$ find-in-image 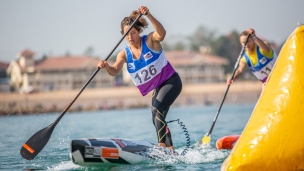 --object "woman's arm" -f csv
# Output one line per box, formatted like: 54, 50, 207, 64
246, 28, 270, 52
147, 13, 166, 42
227, 61, 247, 85
138, 6, 166, 51
97, 50, 126, 76
253, 36, 270, 52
